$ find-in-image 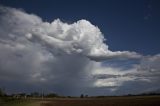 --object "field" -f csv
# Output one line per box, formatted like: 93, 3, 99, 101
1, 96, 160, 106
